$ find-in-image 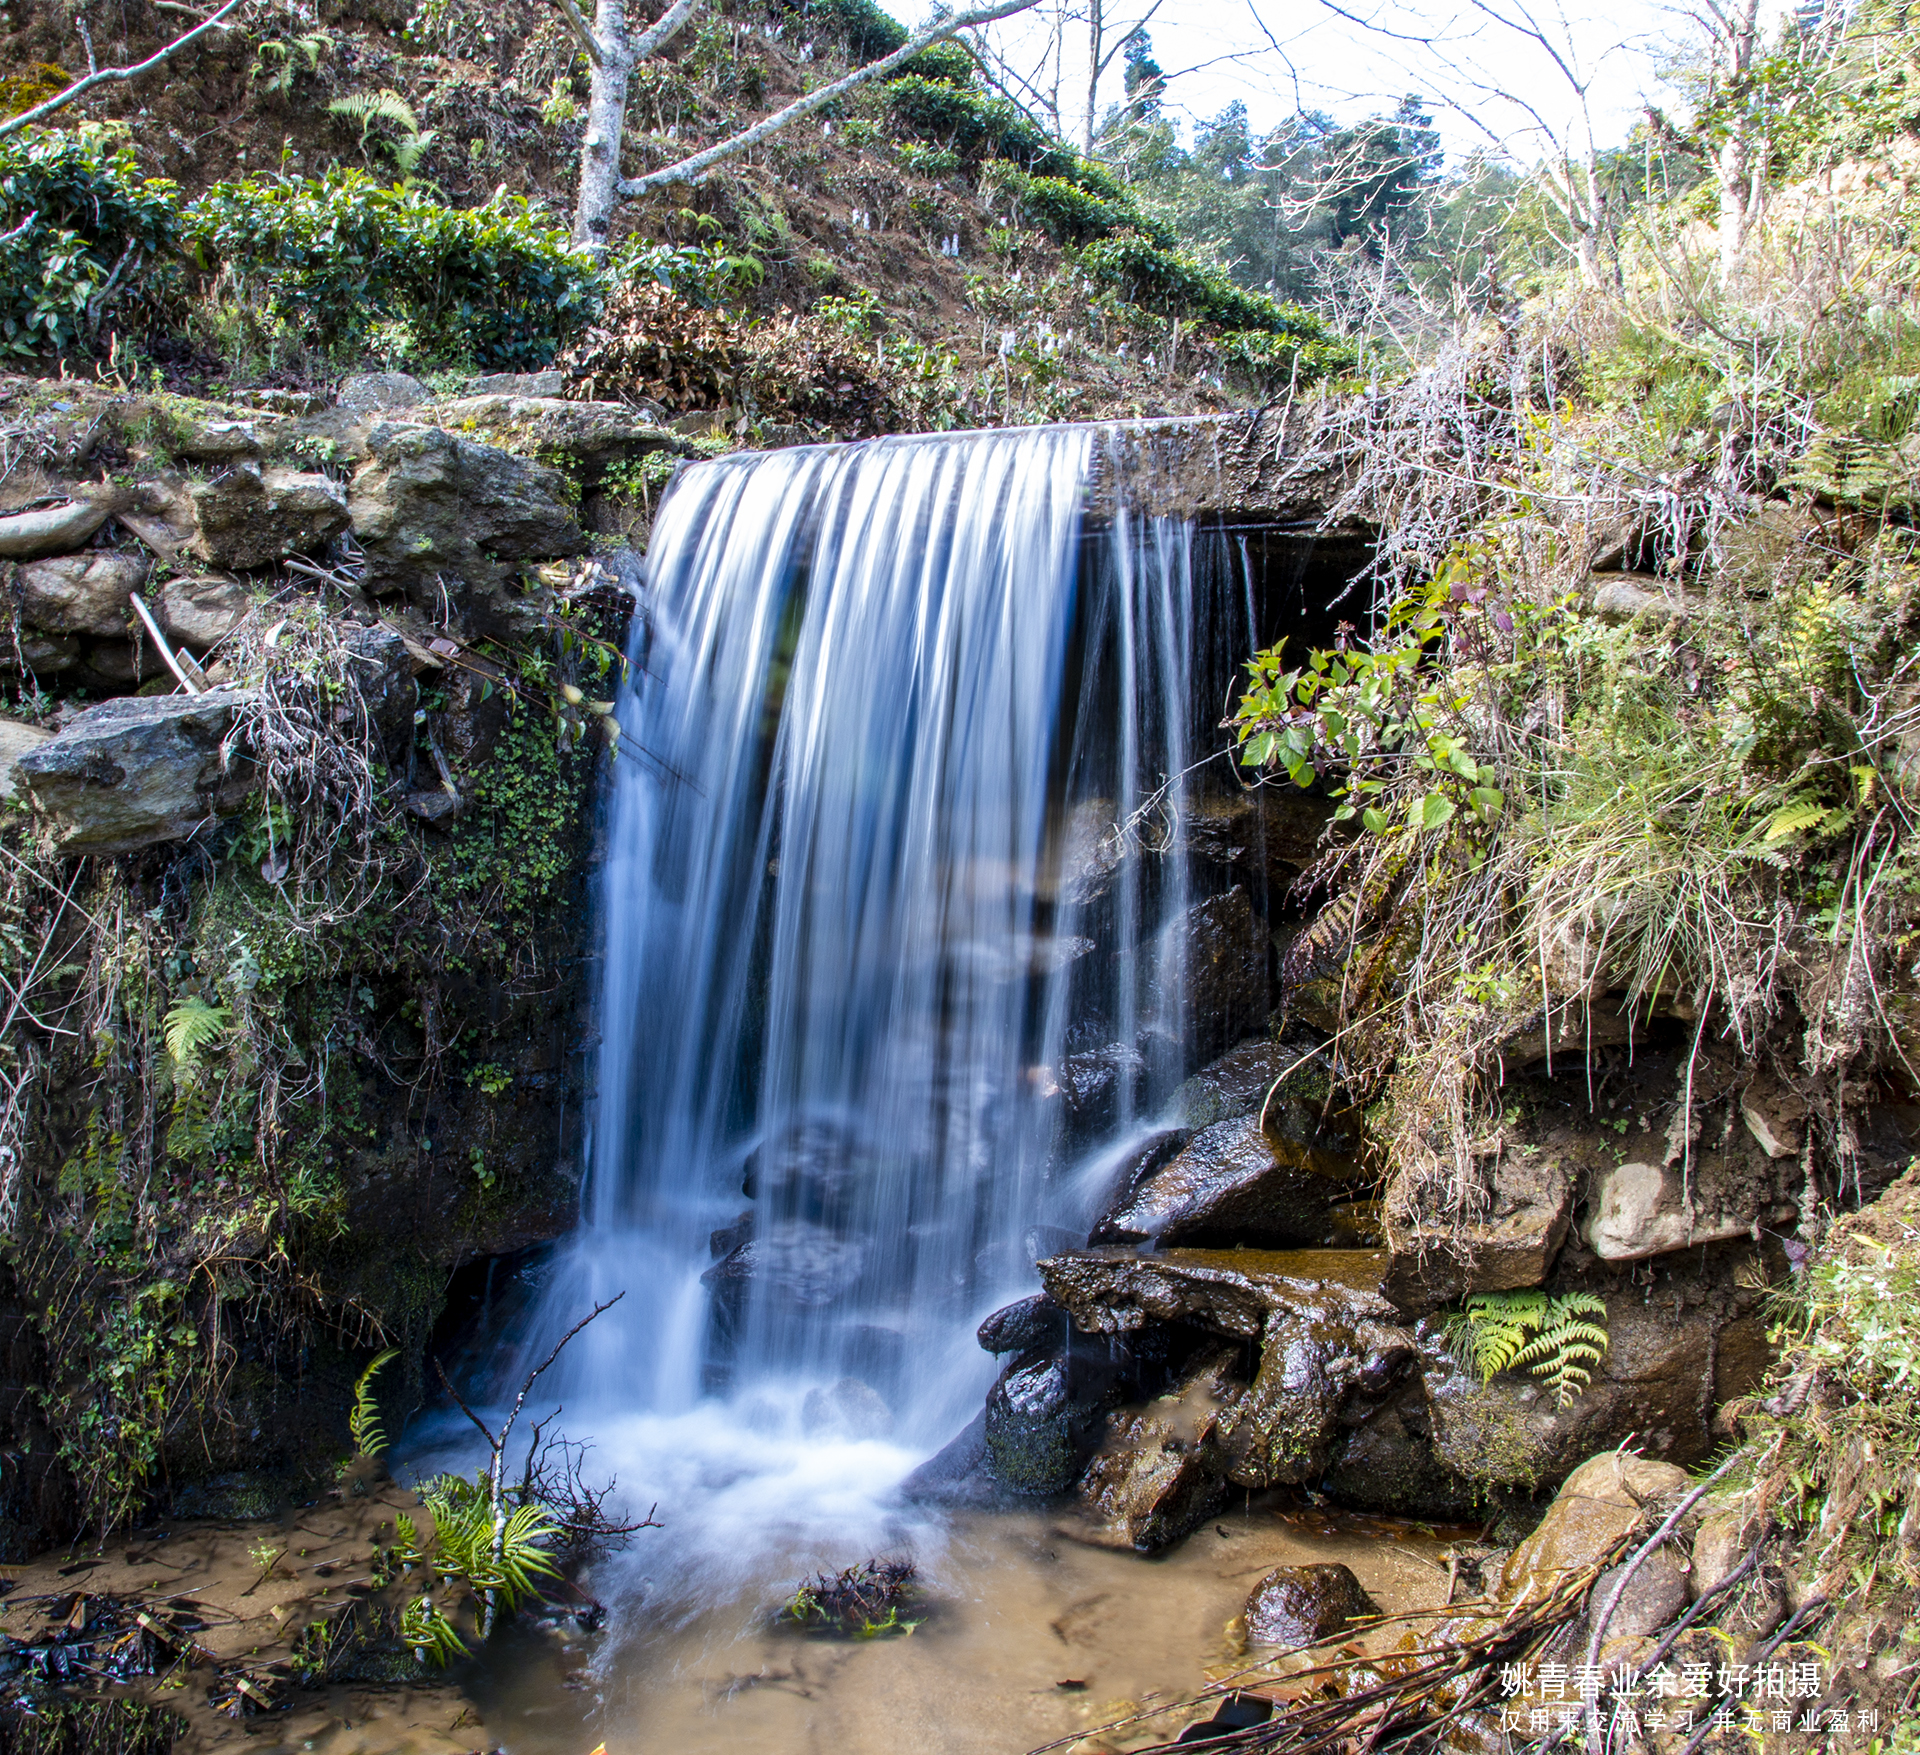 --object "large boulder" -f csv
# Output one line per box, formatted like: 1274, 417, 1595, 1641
337, 372, 429, 414
340, 624, 416, 766
1243, 1563, 1376, 1648
12, 551, 146, 636
1091, 1116, 1351, 1249
4, 628, 79, 675
348, 426, 585, 628
15, 692, 256, 854
1496, 1451, 1690, 1607
188, 464, 349, 571
1041, 1247, 1415, 1493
